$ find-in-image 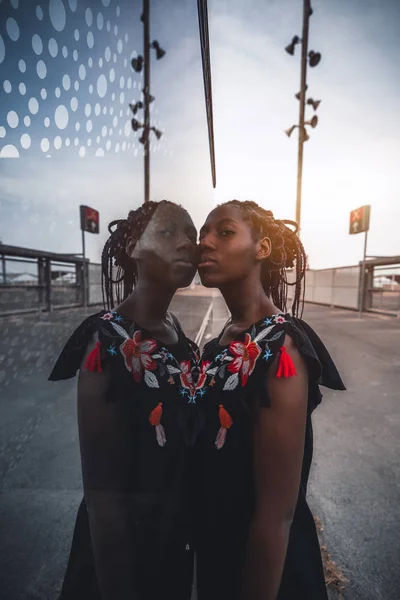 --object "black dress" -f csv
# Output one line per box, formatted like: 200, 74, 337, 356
191, 313, 345, 600
49, 309, 200, 600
